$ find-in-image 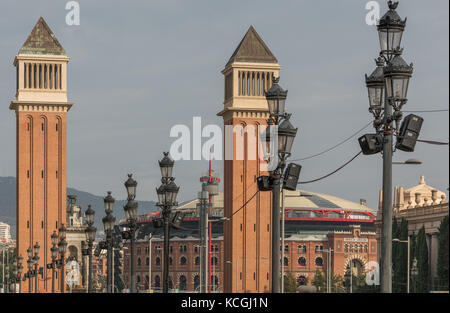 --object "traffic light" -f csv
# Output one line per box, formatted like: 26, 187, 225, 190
396, 114, 423, 152
283, 163, 302, 191
358, 134, 383, 155
257, 176, 273, 191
